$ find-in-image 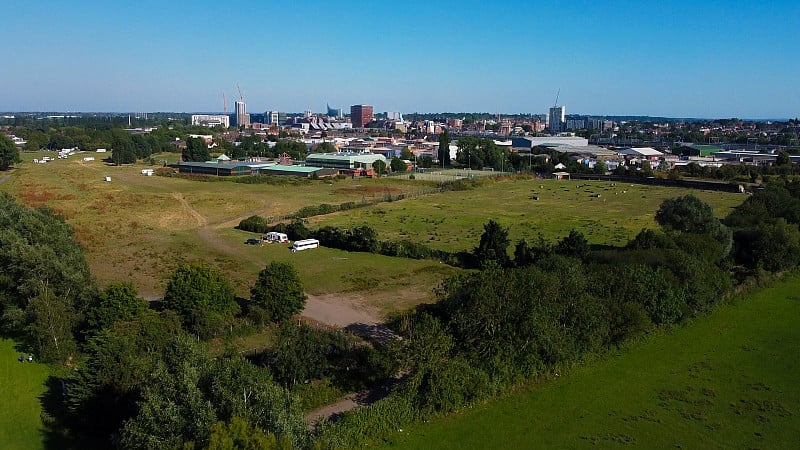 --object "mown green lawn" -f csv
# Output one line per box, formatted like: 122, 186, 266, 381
306, 178, 745, 252
379, 275, 800, 449
0, 339, 50, 450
